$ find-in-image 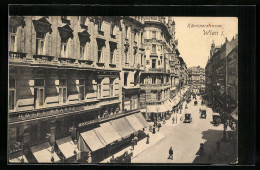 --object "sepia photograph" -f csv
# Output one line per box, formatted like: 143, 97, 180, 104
8, 15, 238, 164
